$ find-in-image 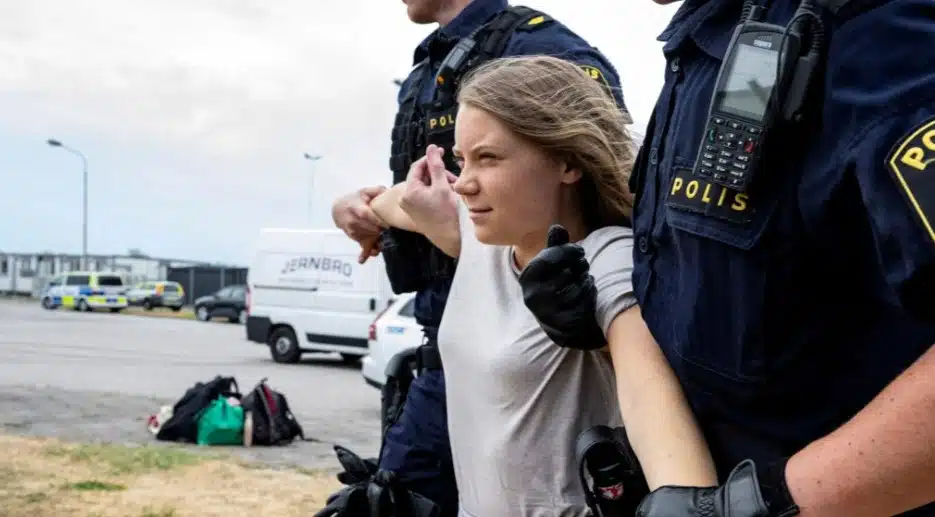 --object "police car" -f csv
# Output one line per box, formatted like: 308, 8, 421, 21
40, 271, 129, 312
125, 280, 185, 311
